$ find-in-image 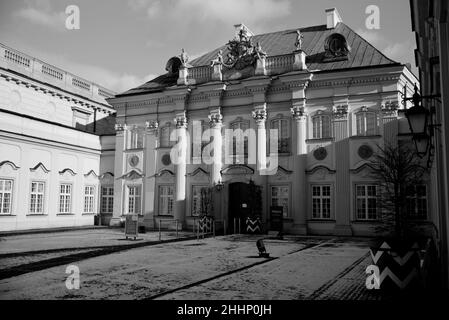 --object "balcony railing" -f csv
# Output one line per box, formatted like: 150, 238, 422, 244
0, 43, 116, 104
